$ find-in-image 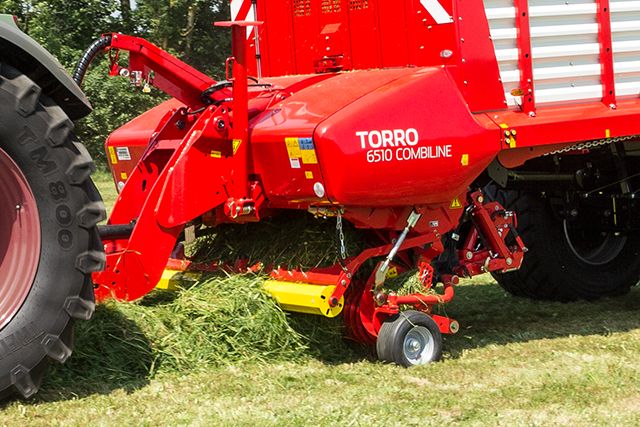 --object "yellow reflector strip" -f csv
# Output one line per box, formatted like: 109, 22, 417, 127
108, 146, 118, 164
